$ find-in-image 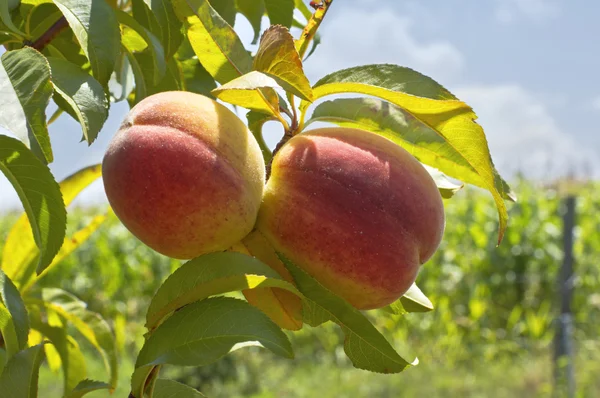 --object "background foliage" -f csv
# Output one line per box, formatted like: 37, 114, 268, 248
2, 180, 597, 396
